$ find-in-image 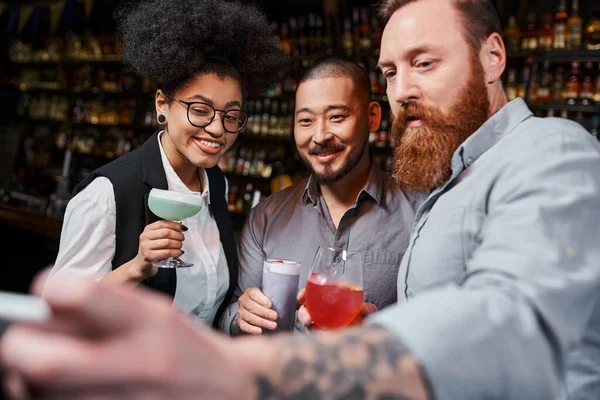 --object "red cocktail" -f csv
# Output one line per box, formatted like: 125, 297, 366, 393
305, 272, 363, 329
